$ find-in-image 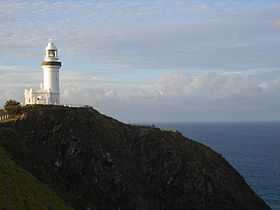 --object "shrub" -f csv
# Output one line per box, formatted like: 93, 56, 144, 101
4, 100, 22, 116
